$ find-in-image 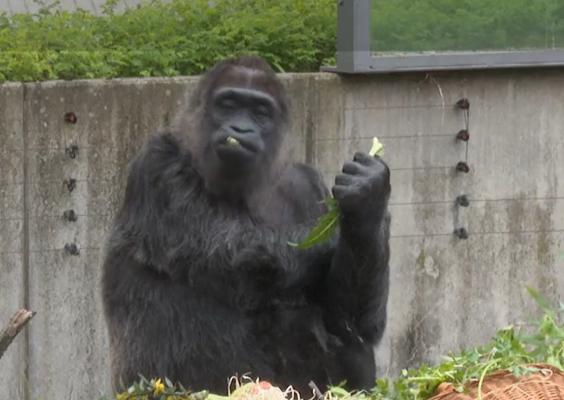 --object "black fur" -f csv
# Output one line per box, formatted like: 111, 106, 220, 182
102, 56, 390, 395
